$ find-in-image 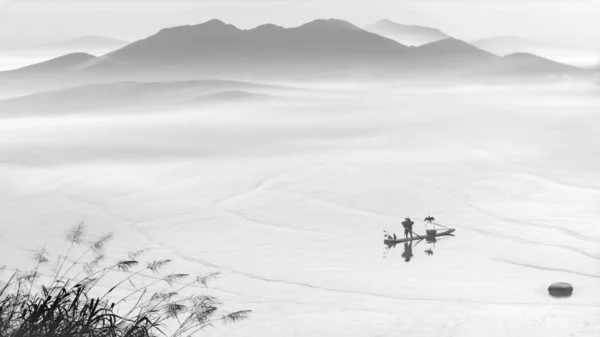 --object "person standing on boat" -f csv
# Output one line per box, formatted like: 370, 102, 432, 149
402, 217, 414, 239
